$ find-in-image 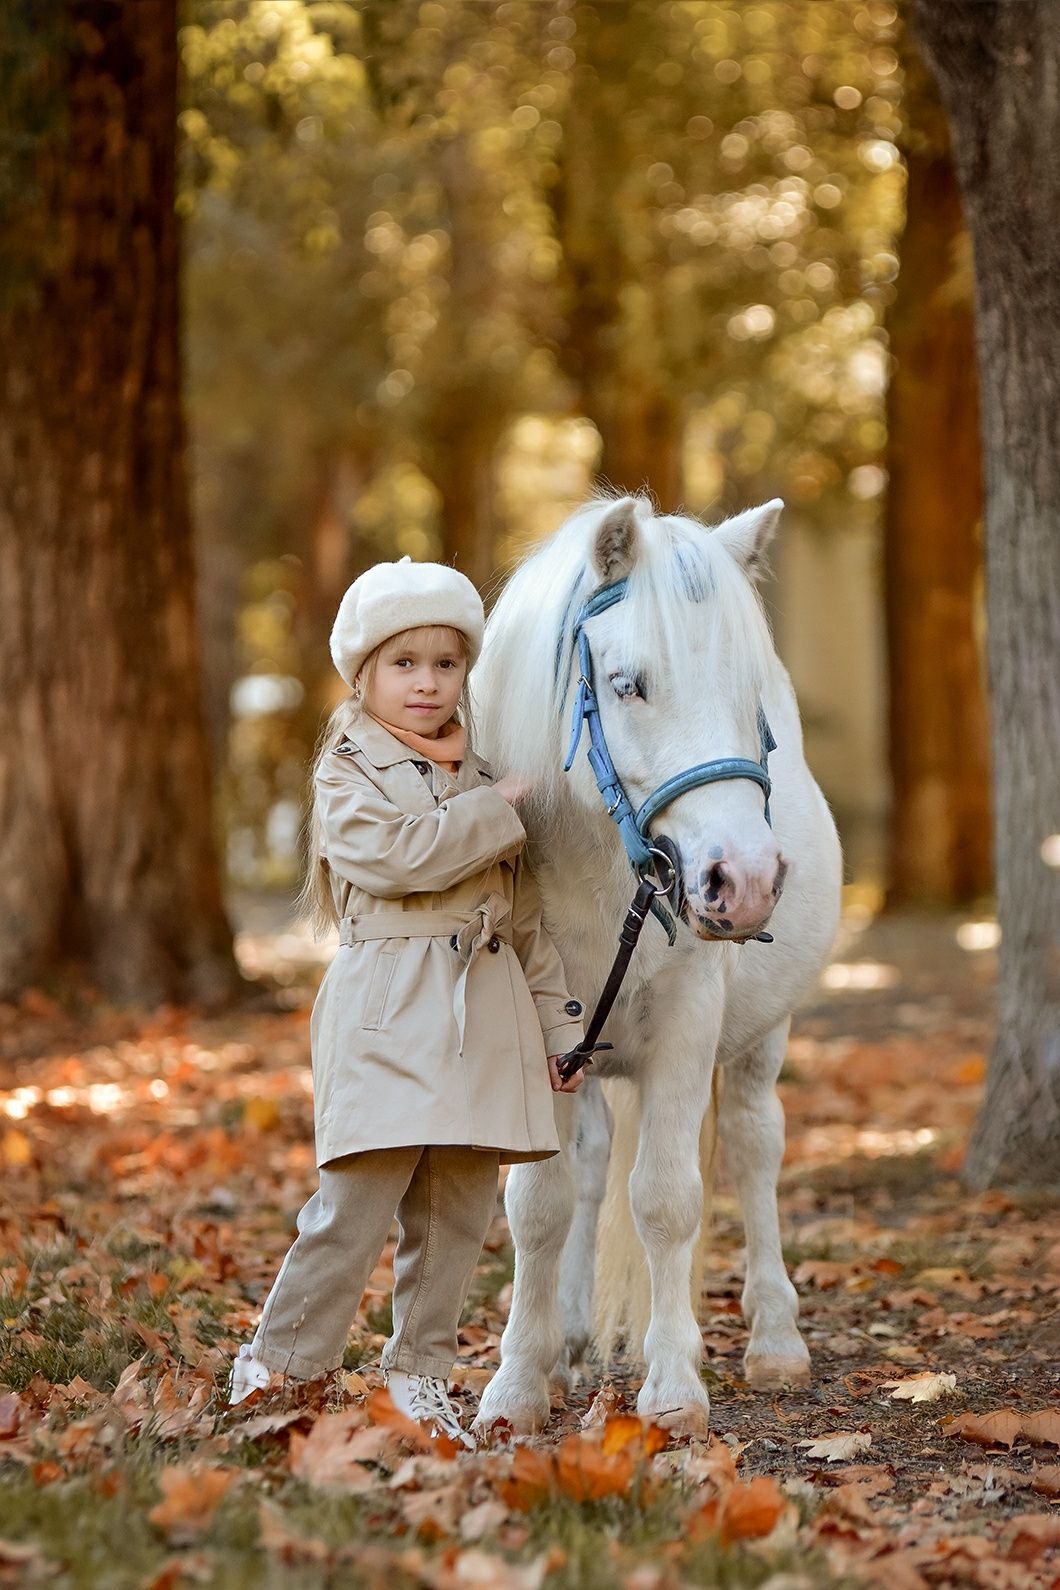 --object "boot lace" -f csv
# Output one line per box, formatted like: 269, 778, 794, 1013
407, 1376, 470, 1443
